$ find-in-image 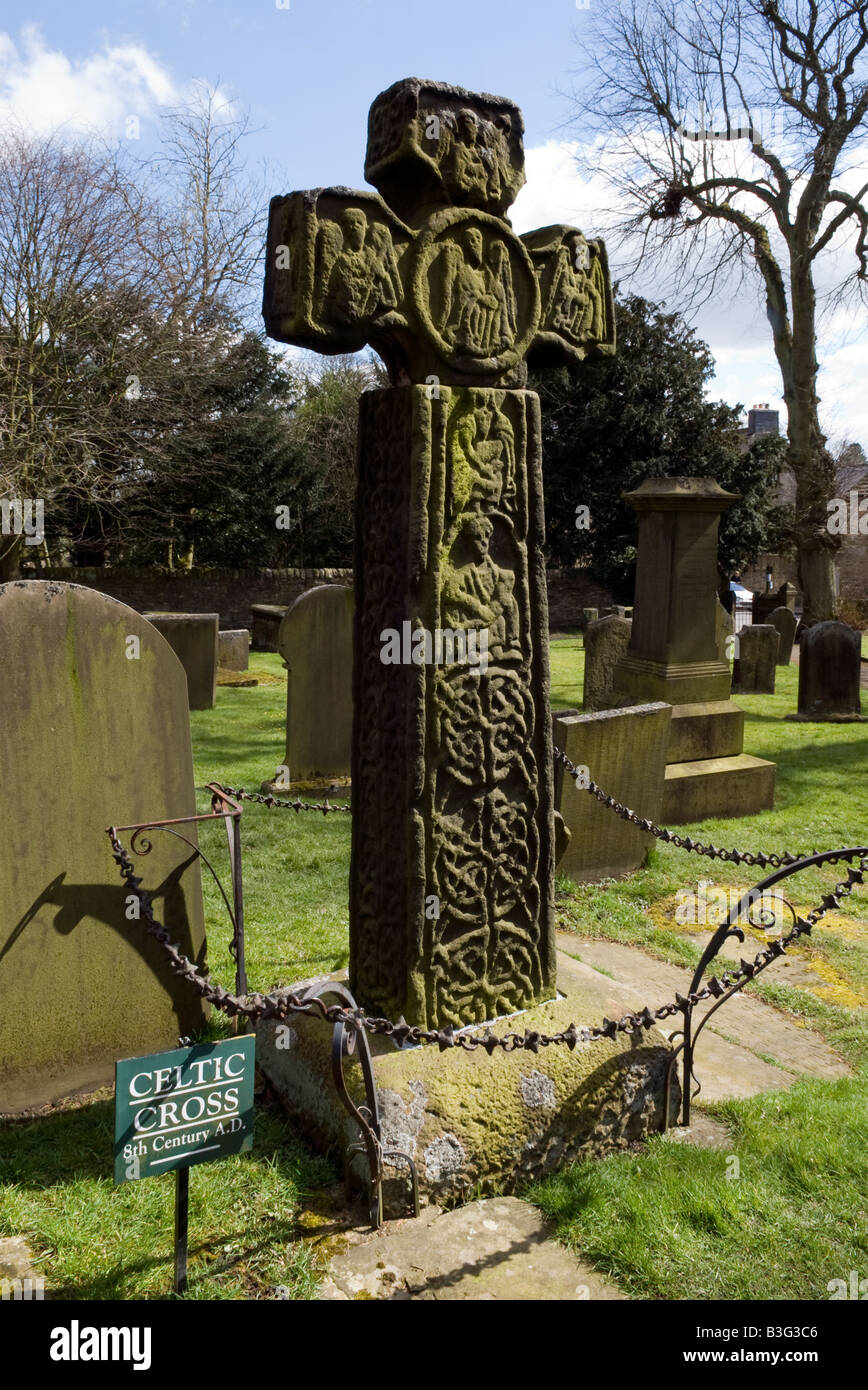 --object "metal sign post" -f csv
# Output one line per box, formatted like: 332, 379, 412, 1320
114, 1036, 256, 1294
